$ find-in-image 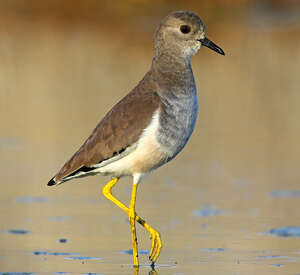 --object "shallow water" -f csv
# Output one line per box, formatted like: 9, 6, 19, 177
1, 6, 300, 275
2, 167, 300, 275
